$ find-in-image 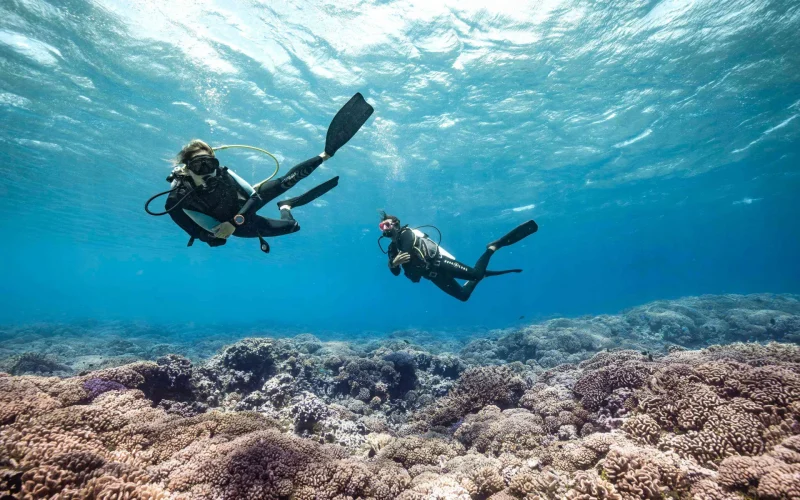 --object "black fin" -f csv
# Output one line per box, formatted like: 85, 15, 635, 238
489, 220, 538, 249
277, 176, 339, 209
325, 93, 374, 157
485, 269, 522, 277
